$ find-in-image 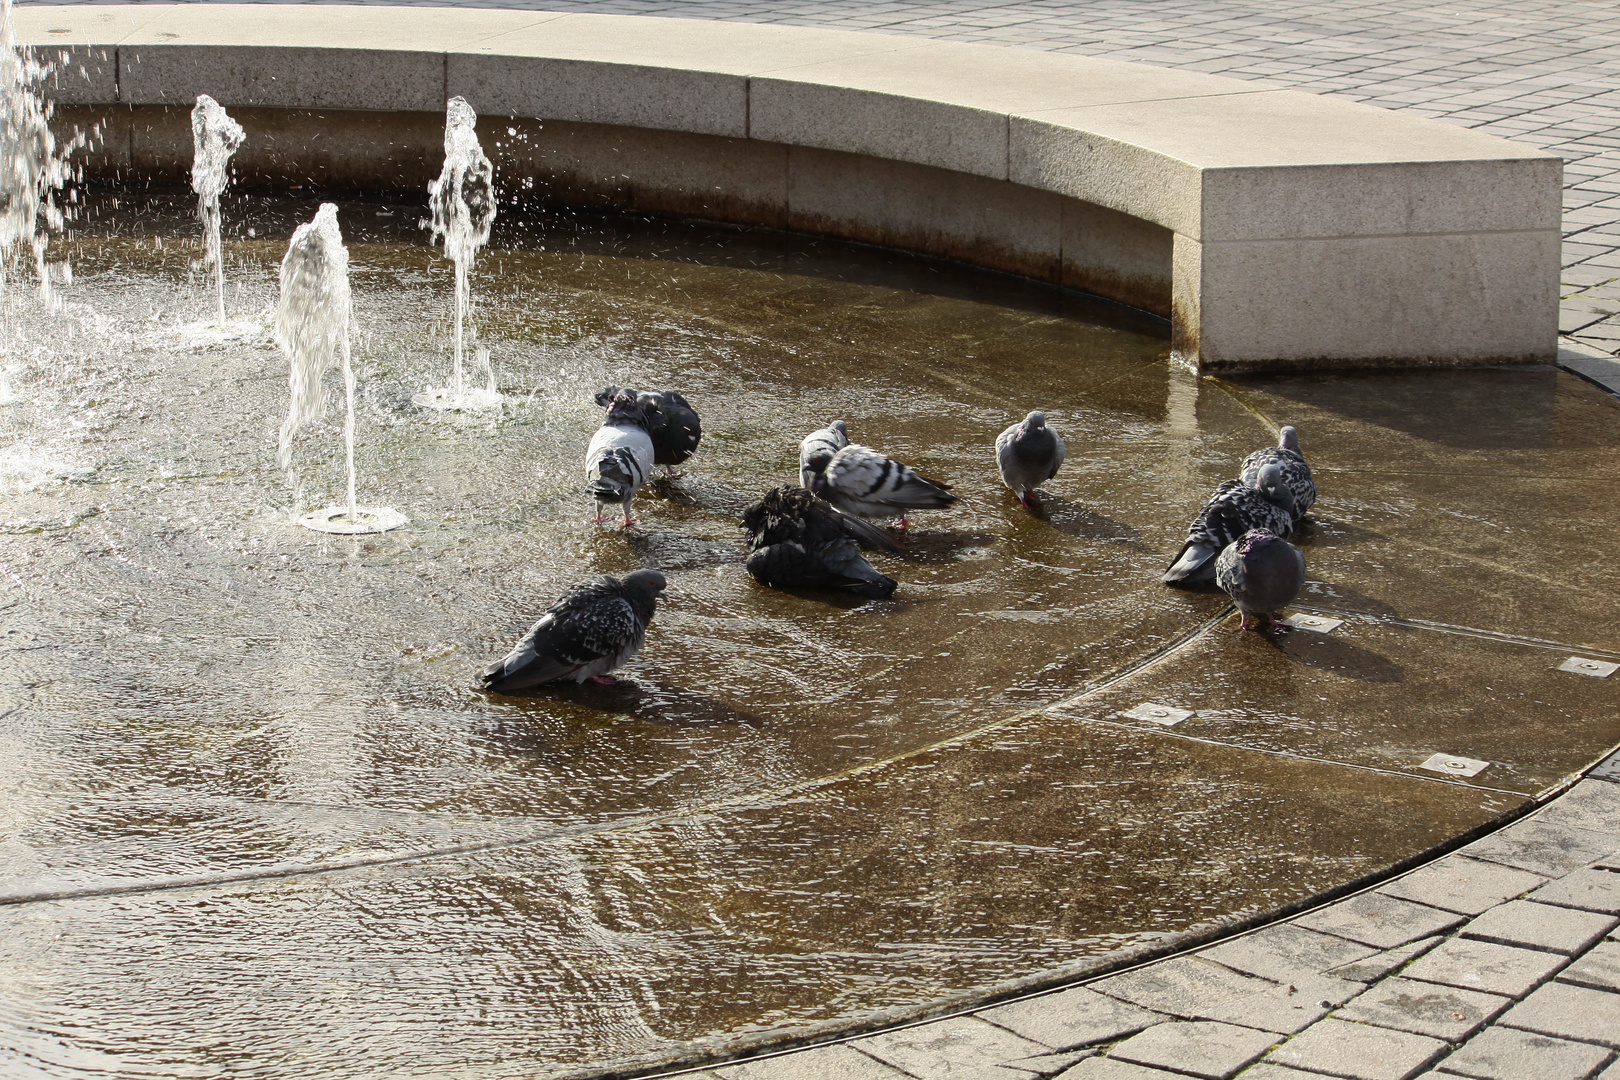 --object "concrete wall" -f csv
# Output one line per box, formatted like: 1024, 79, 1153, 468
23, 5, 1562, 371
